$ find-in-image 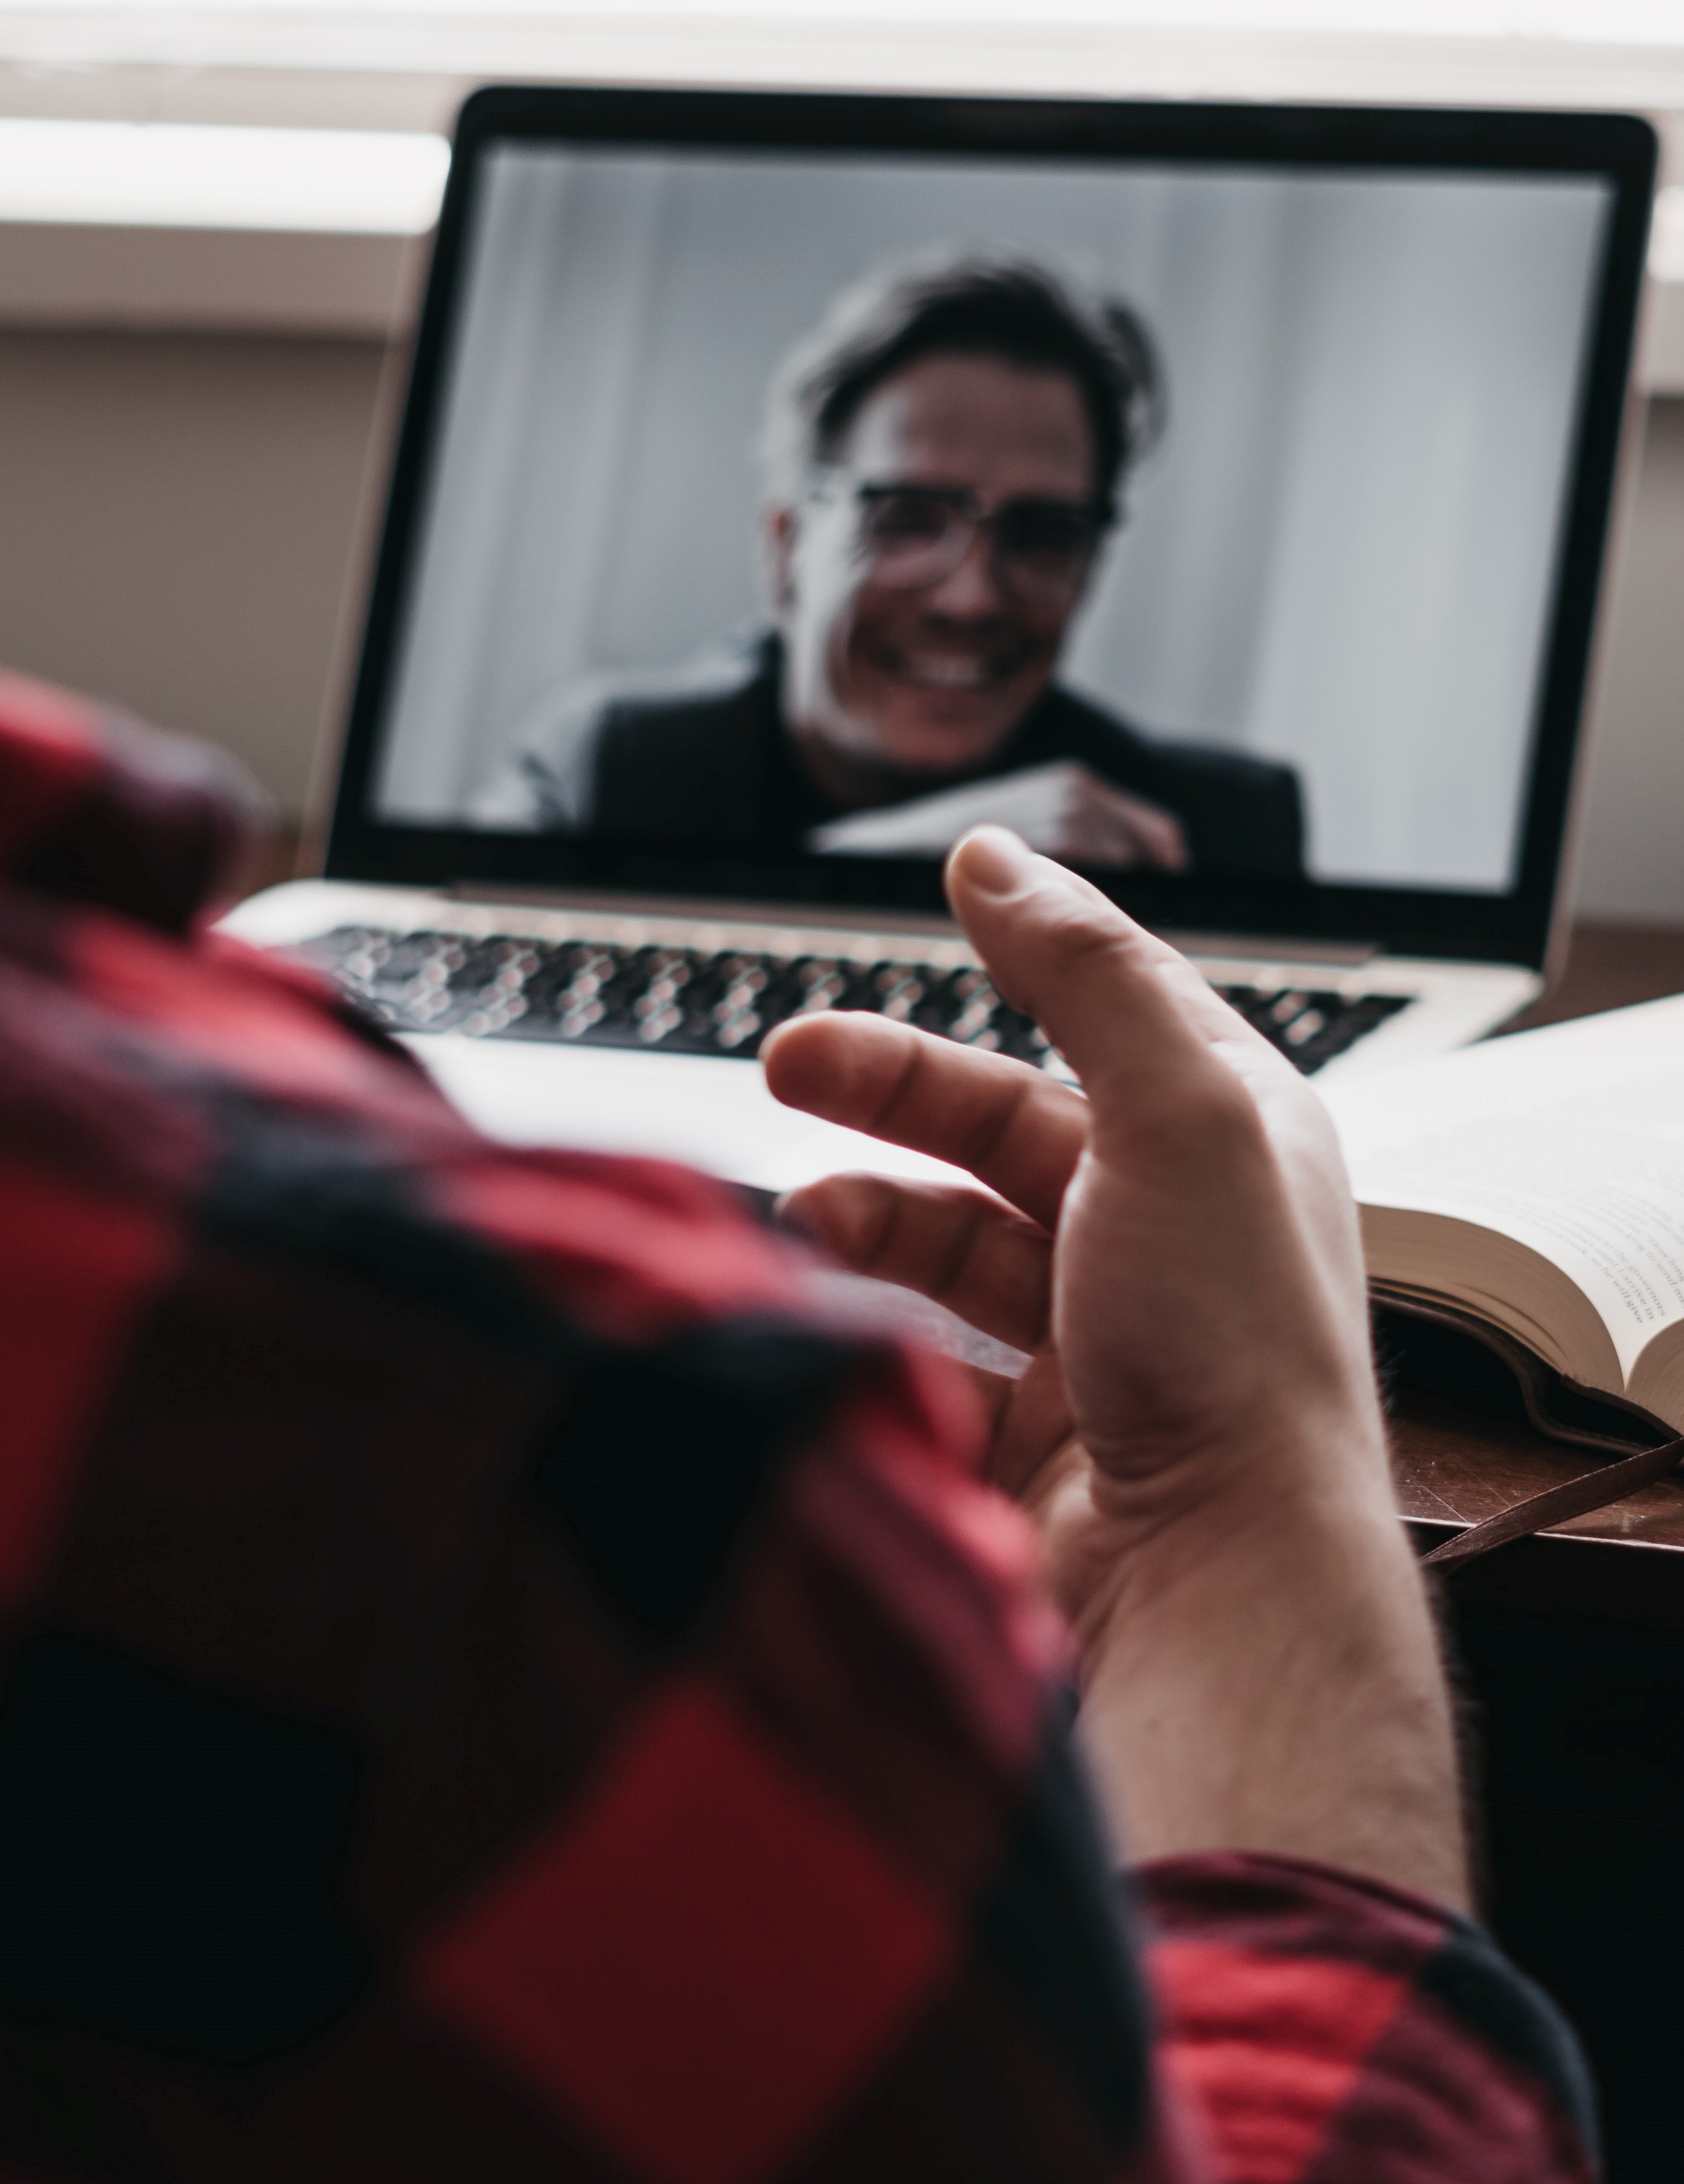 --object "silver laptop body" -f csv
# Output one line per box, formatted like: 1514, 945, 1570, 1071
223, 86, 1656, 1197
